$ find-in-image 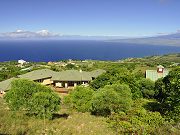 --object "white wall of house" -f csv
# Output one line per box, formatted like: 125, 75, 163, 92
55, 82, 63, 87
18, 59, 27, 65
41, 78, 53, 85
65, 83, 68, 88
74, 83, 77, 87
